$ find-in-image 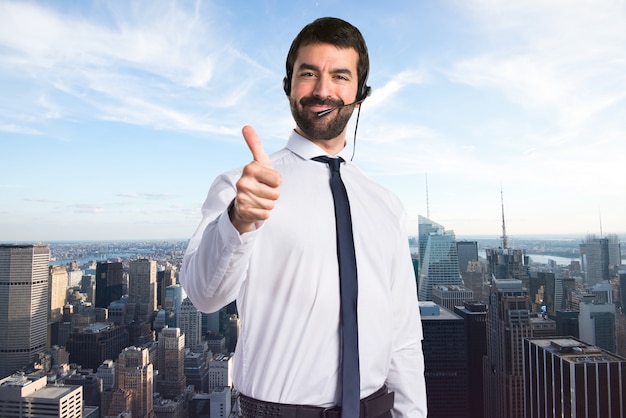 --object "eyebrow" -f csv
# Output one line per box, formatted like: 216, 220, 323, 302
296, 63, 354, 78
